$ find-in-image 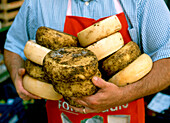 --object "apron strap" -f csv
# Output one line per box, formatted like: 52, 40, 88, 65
66, 0, 72, 16
113, 0, 123, 13
66, 0, 123, 16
